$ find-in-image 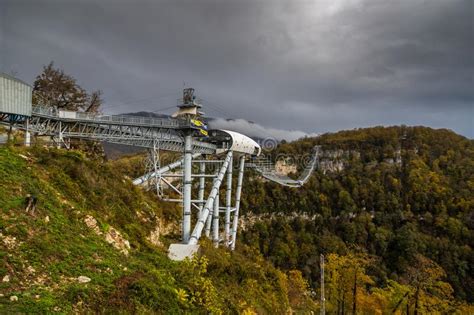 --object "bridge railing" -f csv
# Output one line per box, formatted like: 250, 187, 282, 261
32, 105, 55, 117
32, 105, 189, 129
